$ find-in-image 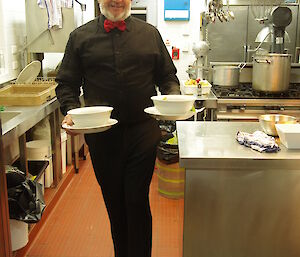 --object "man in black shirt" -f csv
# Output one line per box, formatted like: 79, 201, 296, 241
55, 0, 180, 256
